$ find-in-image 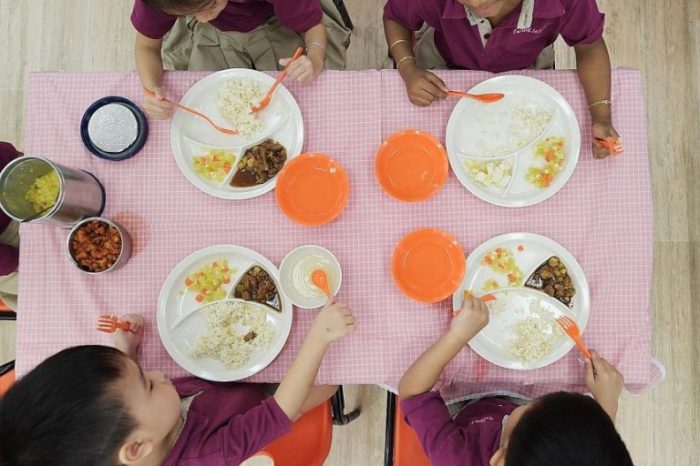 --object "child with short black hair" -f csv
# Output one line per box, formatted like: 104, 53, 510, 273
0, 302, 356, 466
398, 296, 634, 466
